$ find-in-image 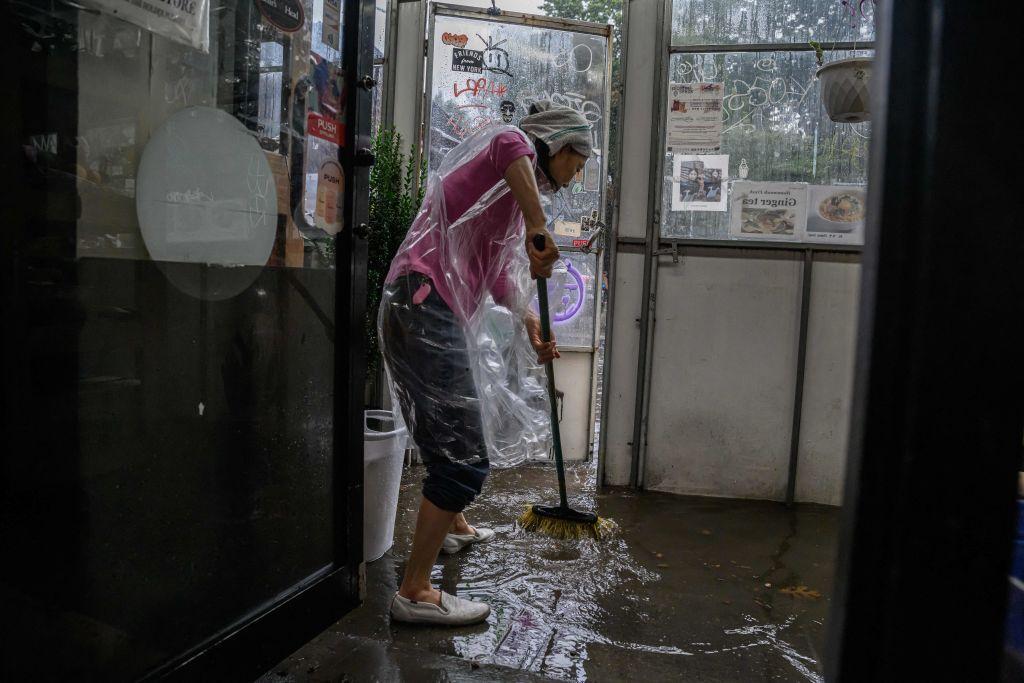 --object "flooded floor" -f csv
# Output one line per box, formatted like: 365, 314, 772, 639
262, 461, 839, 682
